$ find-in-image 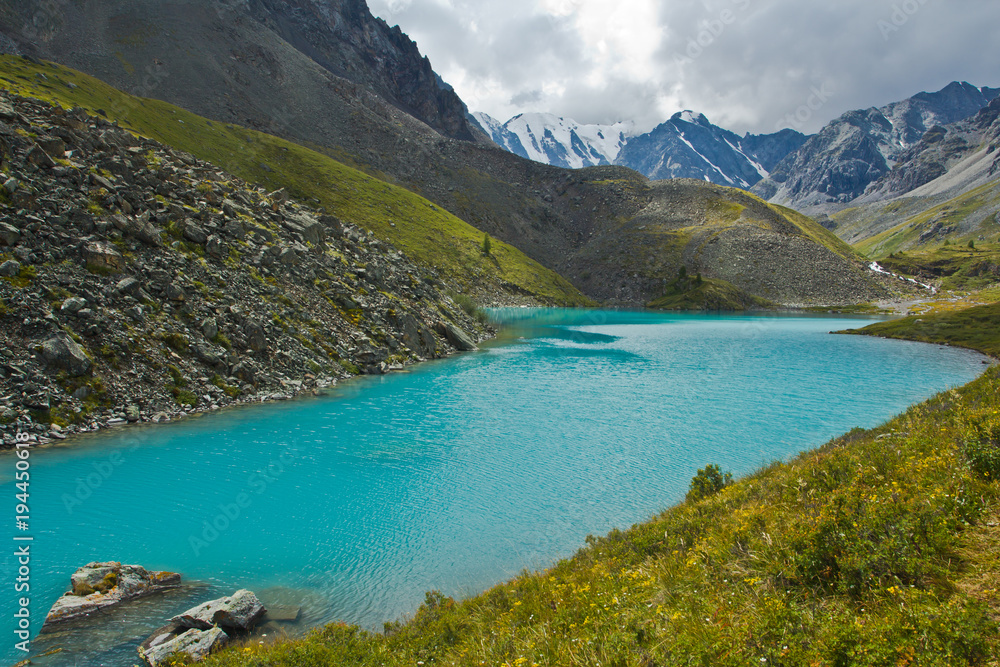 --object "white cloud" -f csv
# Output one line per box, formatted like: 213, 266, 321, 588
367, 0, 1000, 134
